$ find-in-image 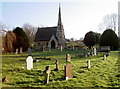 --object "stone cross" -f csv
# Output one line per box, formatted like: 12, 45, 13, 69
103, 54, 107, 60
94, 47, 97, 55
20, 47, 23, 54
54, 60, 59, 71
87, 60, 91, 68
15, 48, 18, 55
26, 56, 33, 70
65, 64, 72, 80
60, 46, 62, 52
66, 54, 71, 62
28, 47, 32, 56
43, 66, 51, 84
